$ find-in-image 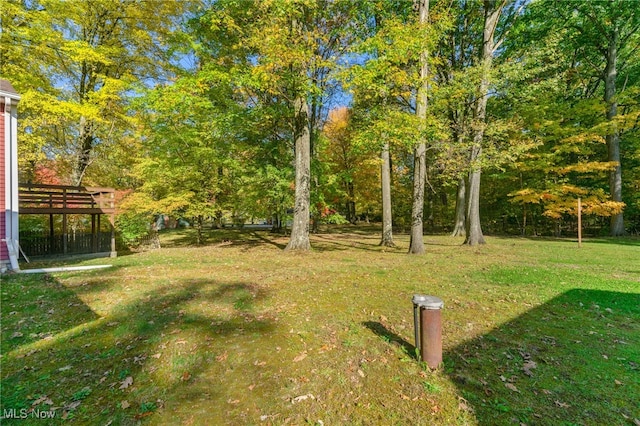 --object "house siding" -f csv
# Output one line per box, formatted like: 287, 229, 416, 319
0, 101, 7, 262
